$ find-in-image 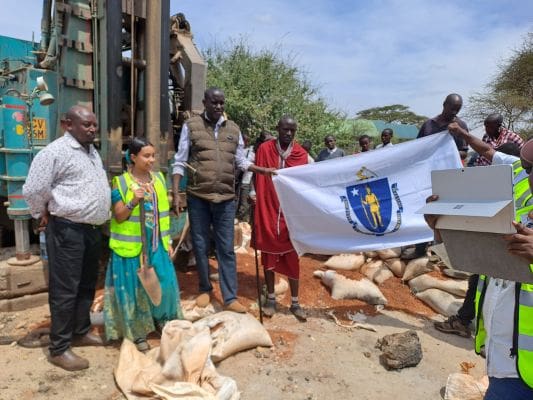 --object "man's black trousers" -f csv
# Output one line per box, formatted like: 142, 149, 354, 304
46, 216, 102, 356
457, 274, 479, 324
